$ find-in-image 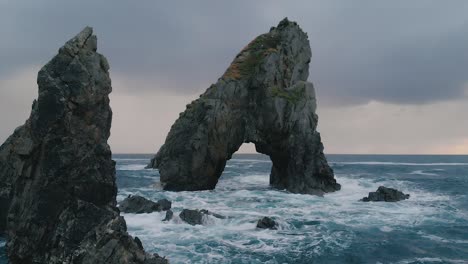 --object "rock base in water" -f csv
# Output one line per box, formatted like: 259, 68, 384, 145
361, 186, 410, 202
119, 195, 171, 213
179, 209, 225, 225
256, 217, 278, 230
162, 210, 174, 222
